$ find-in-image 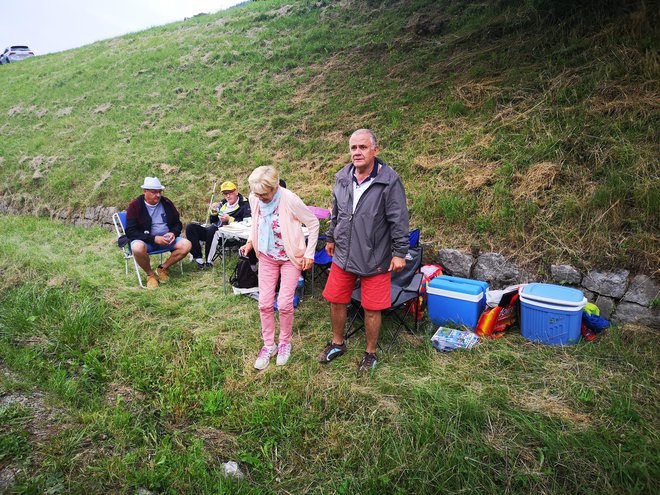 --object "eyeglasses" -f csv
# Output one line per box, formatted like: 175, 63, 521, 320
145, 189, 162, 194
